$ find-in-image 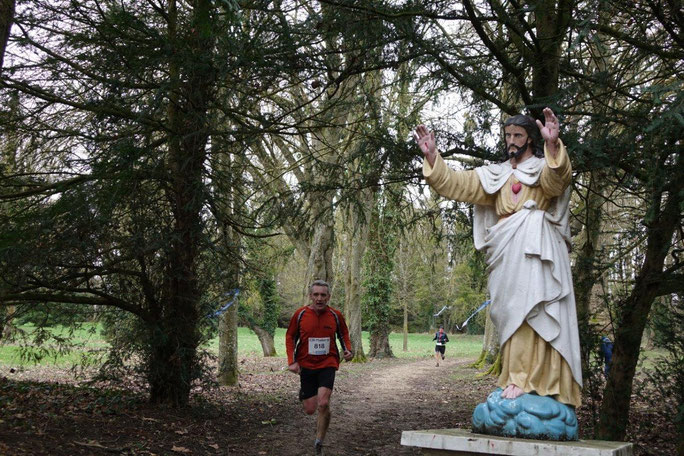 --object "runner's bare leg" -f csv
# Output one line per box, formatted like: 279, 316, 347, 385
315, 387, 332, 441
302, 396, 318, 415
